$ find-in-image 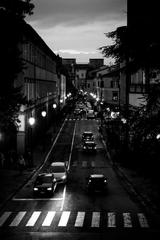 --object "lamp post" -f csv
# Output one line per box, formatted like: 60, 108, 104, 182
28, 117, 35, 167
52, 103, 57, 141
41, 110, 47, 151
